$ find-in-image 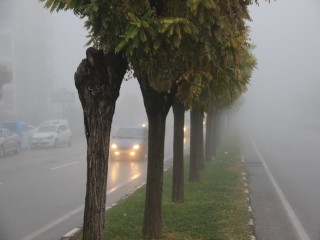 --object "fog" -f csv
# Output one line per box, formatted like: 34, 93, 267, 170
1, 0, 318, 133
0, 1, 147, 135
241, 0, 320, 132
1, 1, 320, 240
